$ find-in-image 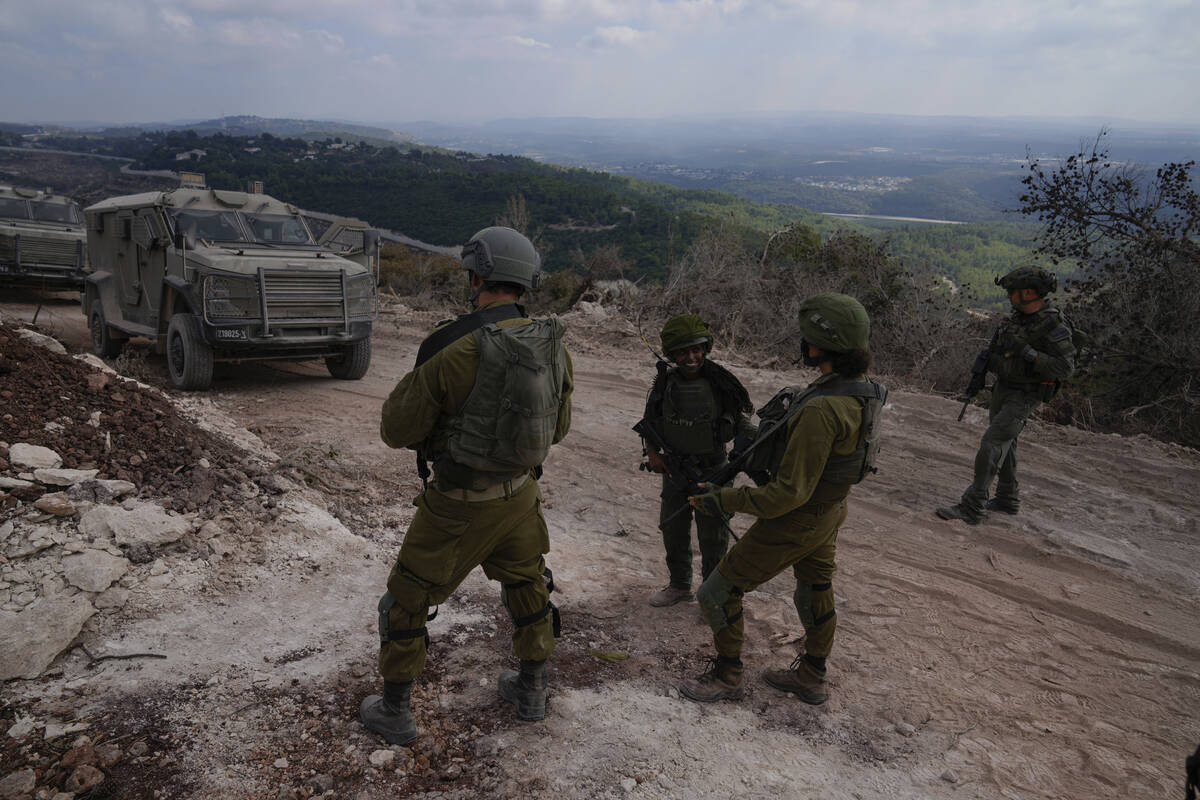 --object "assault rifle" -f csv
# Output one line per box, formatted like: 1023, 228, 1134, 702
633, 418, 706, 491
645, 396, 802, 533
957, 329, 1000, 422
